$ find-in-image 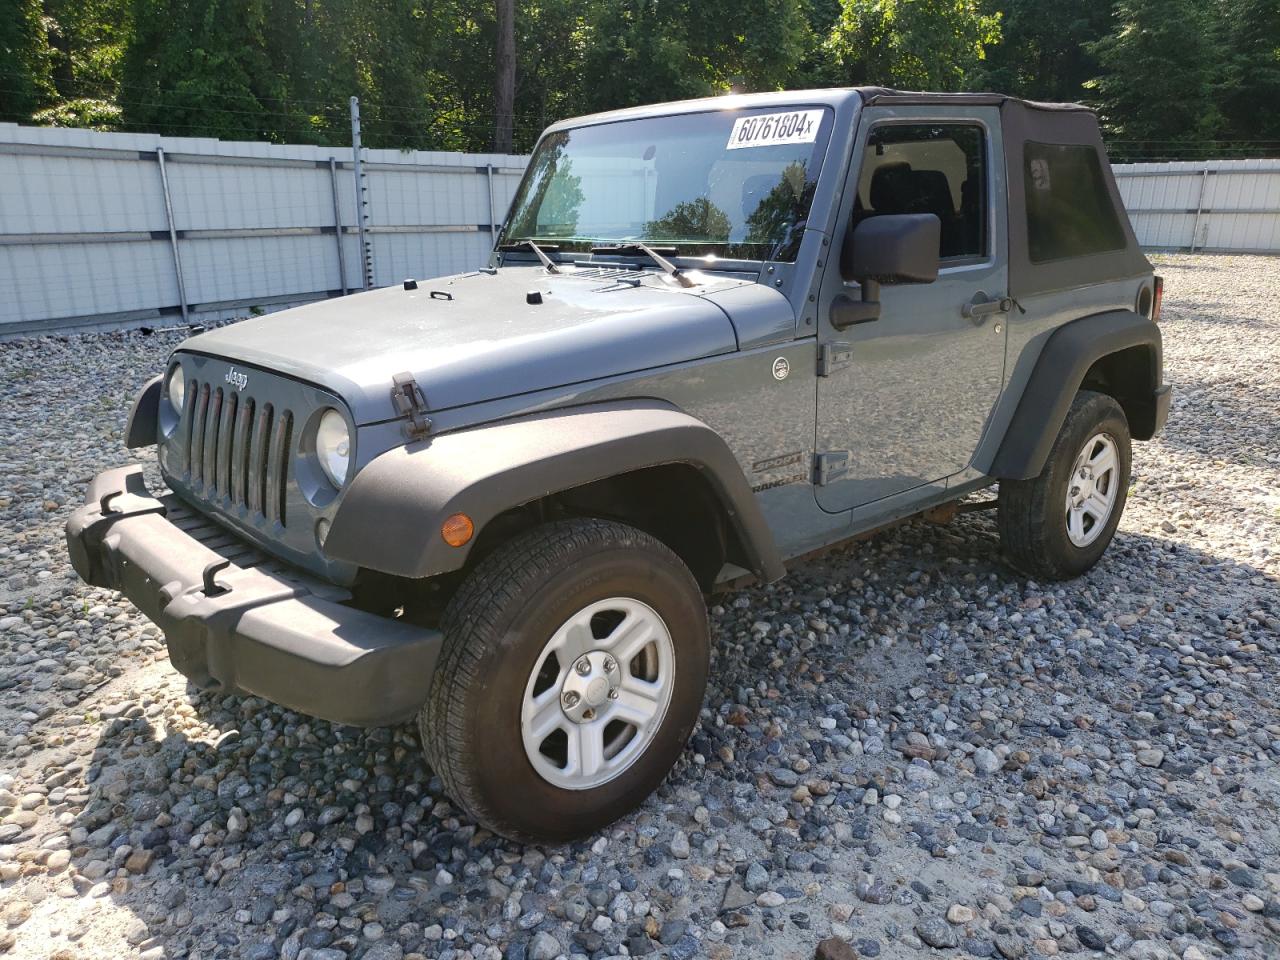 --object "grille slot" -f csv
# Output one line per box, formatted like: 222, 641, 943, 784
183, 379, 292, 528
